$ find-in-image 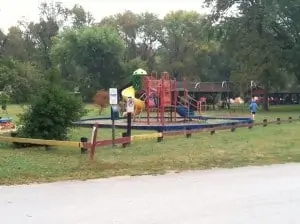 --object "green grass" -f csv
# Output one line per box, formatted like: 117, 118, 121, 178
0, 104, 300, 185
